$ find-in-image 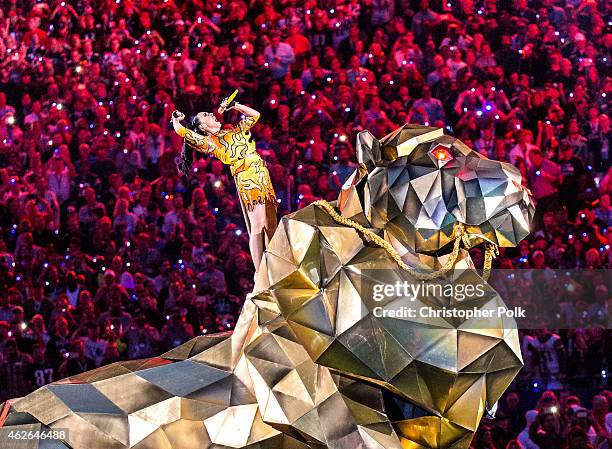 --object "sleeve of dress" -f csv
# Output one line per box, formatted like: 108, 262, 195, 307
174, 122, 212, 153
183, 129, 209, 151
237, 114, 259, 133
